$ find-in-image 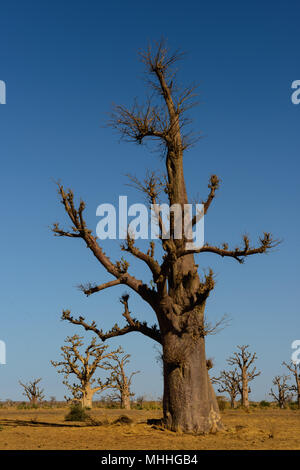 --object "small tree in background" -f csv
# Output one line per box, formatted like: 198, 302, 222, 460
269, 375, 292, 409
19, 378, 45, 406
212, 369, 240, 409
283, 361, 300, 409
51, 335, 121, 408
227, 345, 260, 408
104, 350, 140, 409
49, 396, 56, 407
